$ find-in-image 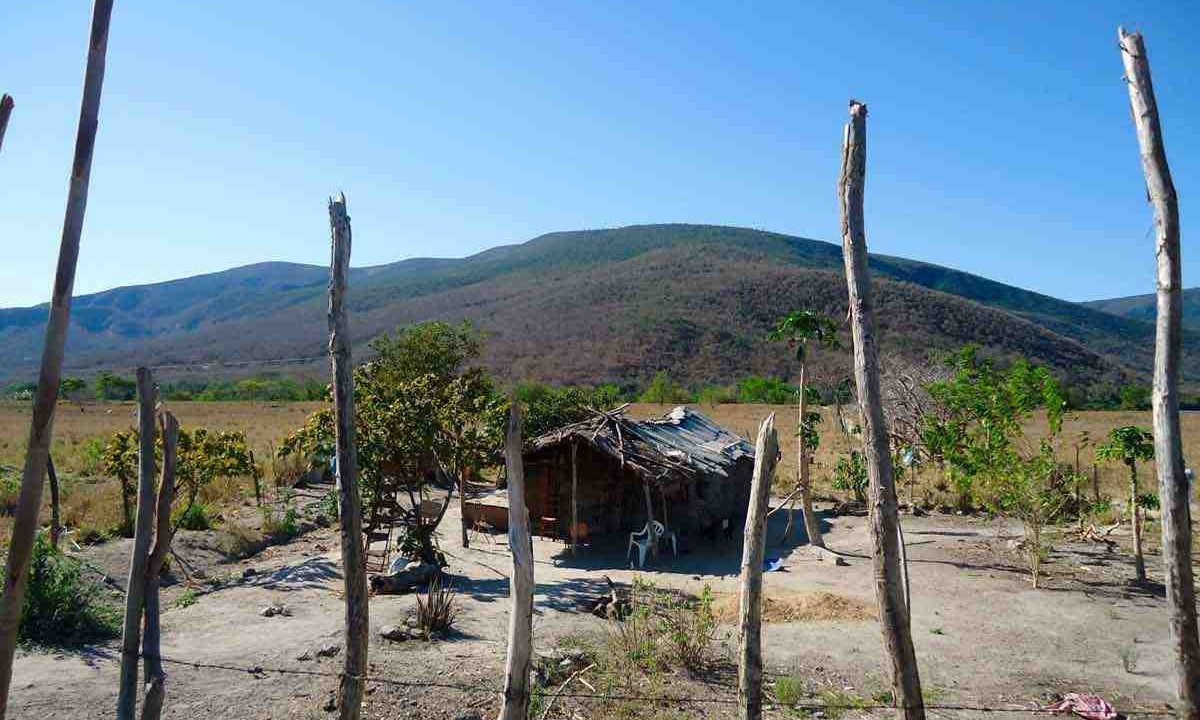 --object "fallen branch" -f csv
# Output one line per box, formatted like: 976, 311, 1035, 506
538, 663, 595, 720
